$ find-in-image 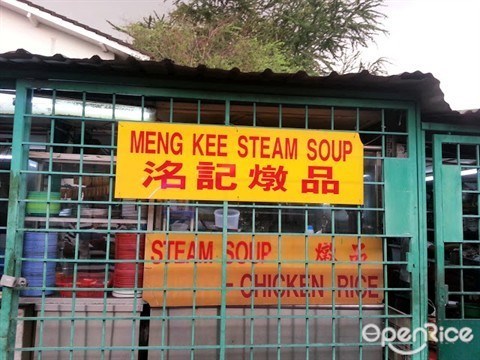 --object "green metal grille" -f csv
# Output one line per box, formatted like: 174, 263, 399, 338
0, 88, 13, 300
0, 80, 423, 359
